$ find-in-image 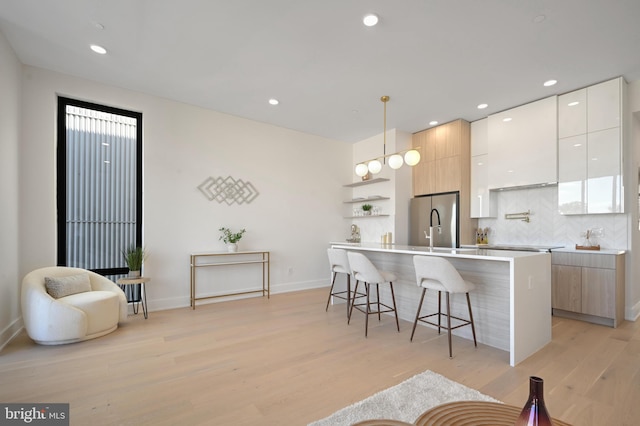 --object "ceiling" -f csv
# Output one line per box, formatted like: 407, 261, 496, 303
1, 0, 639, 143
